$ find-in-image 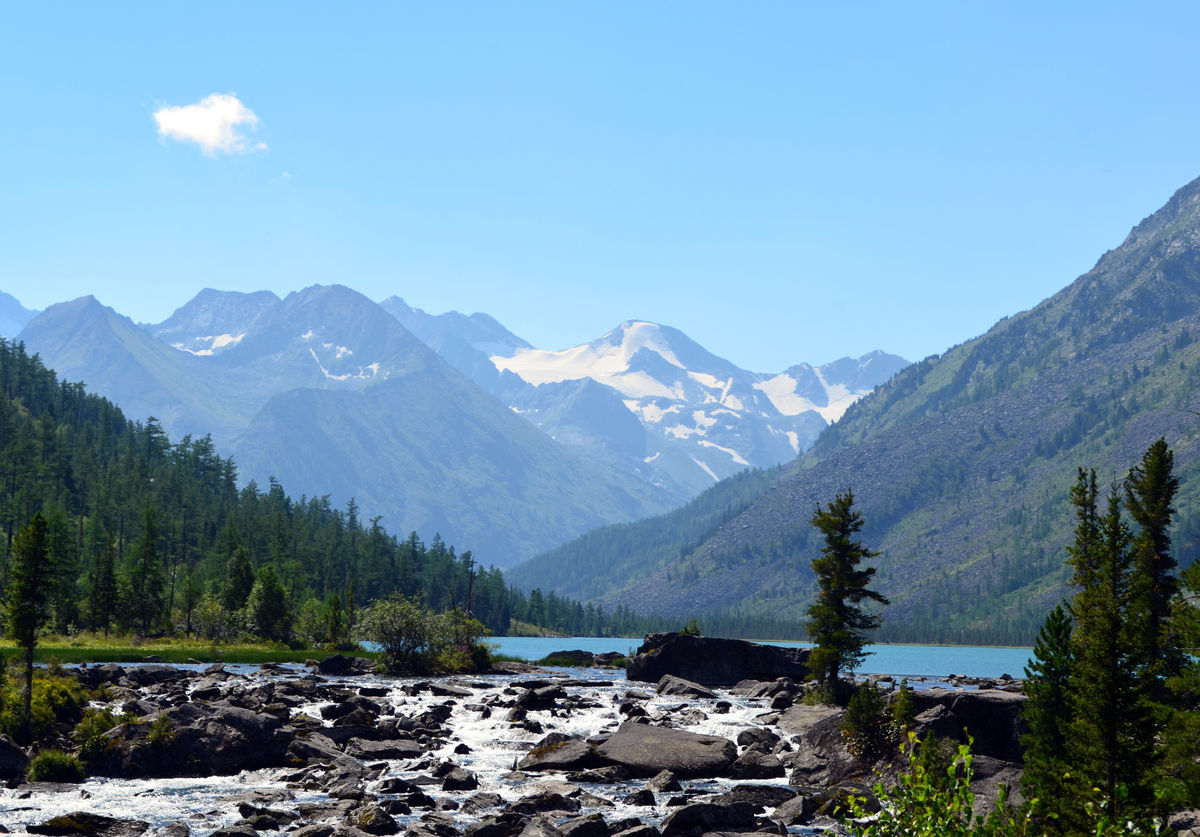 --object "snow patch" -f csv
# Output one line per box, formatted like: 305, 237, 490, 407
690, 455, 719, 482
624, 400, 681, 423
697, 440, 750, 466
491, 321, 686, 396
170, 332, 247, 356
786, 430, 800, 453
307, 348, 379, 381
